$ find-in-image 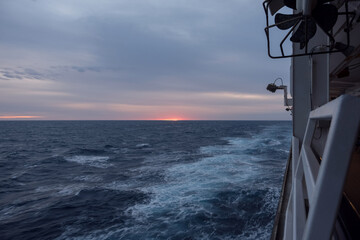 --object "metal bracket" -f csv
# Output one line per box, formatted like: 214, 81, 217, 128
263, 0, 354, 59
